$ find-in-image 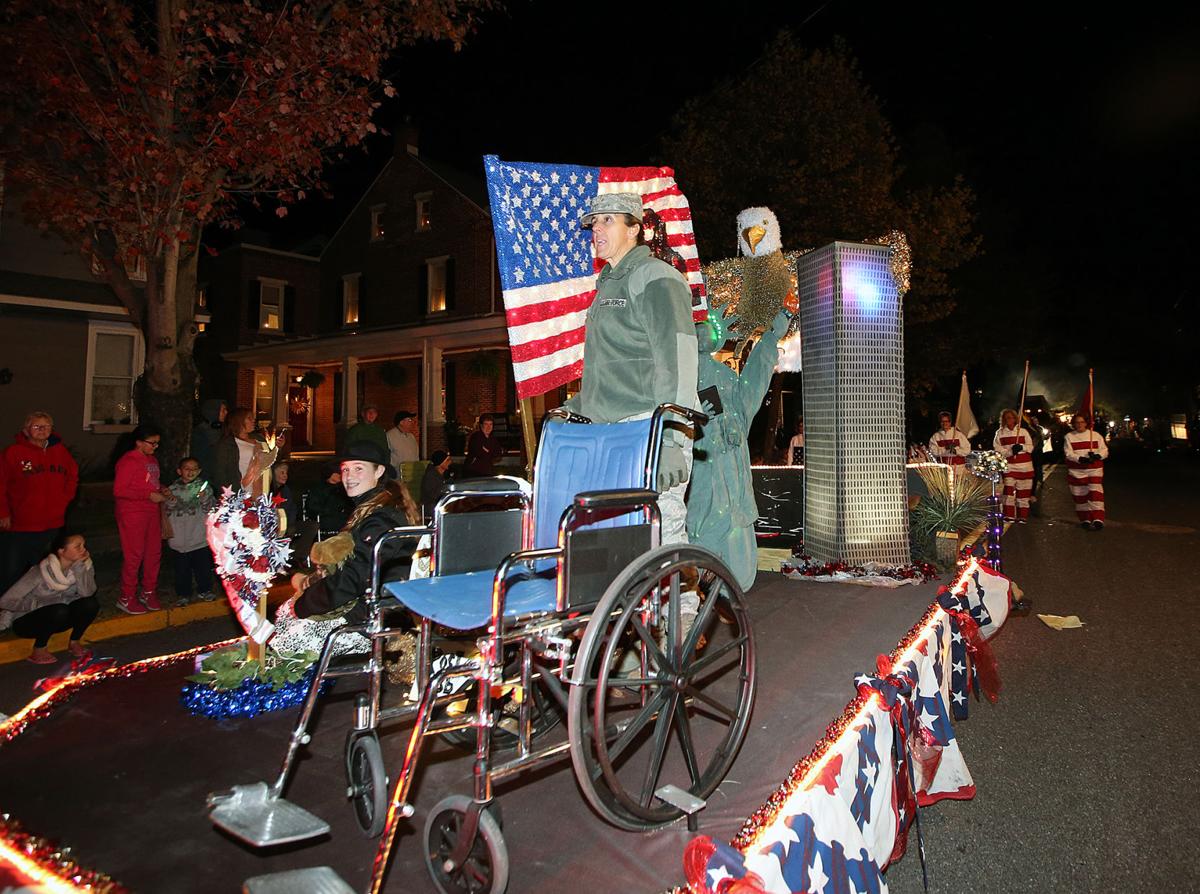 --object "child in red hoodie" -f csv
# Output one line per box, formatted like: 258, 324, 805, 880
113, 424, 170, 614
